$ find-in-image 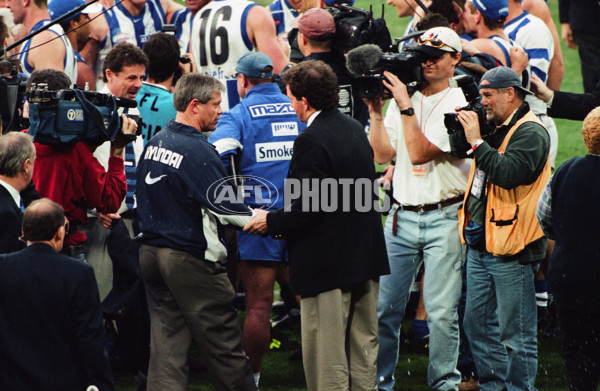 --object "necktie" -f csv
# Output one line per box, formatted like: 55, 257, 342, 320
19, 199, 25, 214
125, 142, 136, 210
